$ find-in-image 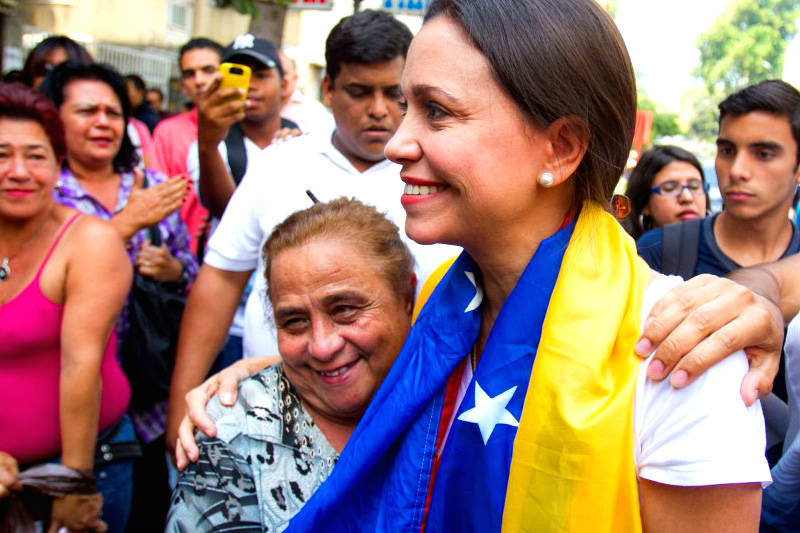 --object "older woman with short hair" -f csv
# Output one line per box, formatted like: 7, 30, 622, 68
166, 198, 415, 530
